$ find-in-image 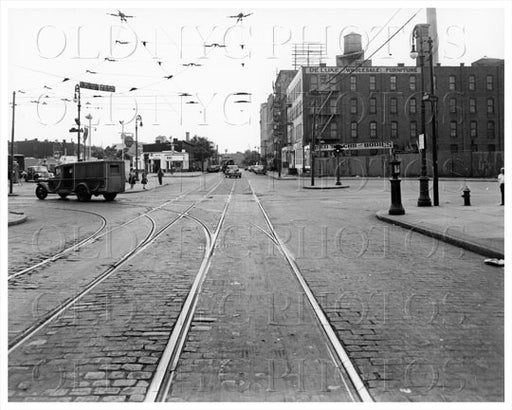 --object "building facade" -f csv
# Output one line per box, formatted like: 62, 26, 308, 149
264, 32, 504, 177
